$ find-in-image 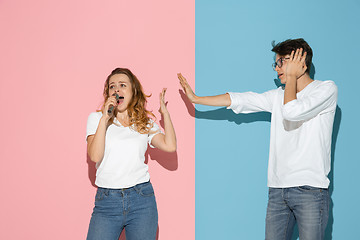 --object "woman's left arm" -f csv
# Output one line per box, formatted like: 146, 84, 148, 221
151, 88, 177, 152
